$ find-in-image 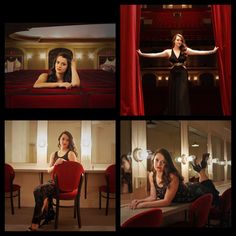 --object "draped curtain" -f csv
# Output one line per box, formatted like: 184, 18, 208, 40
211, 5, 231, 116
120, 5, 144, 115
